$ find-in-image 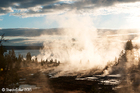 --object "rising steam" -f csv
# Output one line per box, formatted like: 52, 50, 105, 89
37, 14, 127, 74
